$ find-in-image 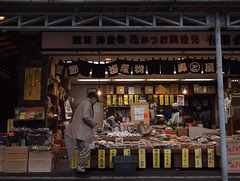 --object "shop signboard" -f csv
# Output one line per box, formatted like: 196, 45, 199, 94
182, 148, 189, 168
207, 148, 215, 168
109, 149, 117, 168
164, 149, 171, 168
195, 149, 202, 168
98, 149, 105, 169
139, 149, 146, 168
153, 149, 160, 168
